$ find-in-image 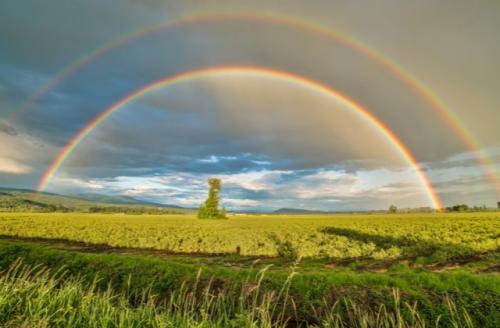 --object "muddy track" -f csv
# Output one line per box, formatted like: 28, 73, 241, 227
0, 234, 281, 268
0, 235, 498, 273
